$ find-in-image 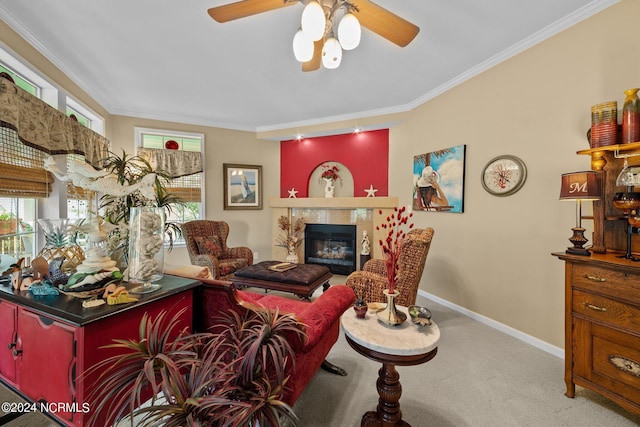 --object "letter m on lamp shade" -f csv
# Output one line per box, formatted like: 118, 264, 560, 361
559, 171, 601, 256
